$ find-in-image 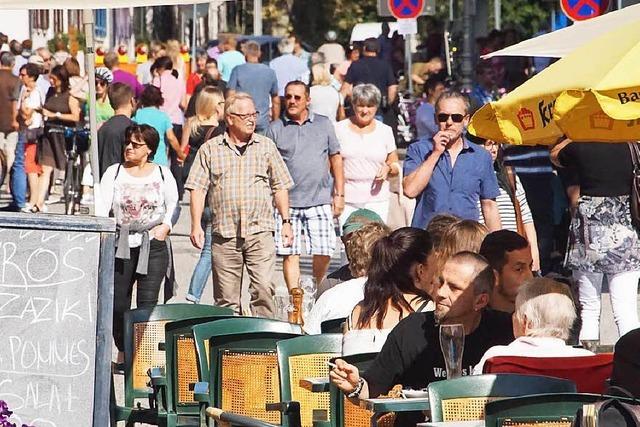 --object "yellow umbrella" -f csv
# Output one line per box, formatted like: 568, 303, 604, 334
468, 20, 640, 146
